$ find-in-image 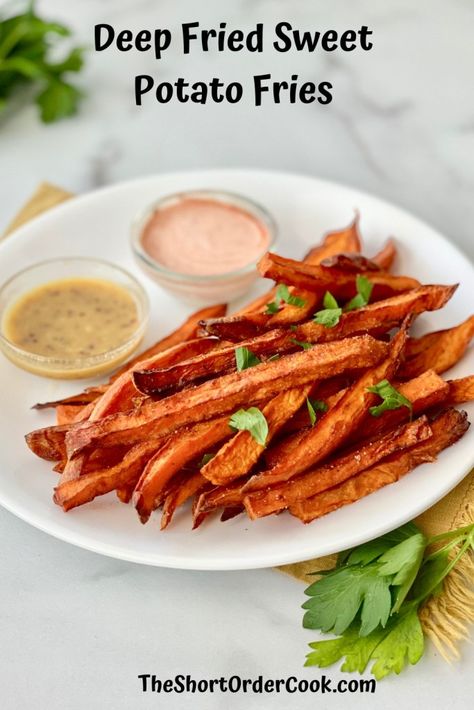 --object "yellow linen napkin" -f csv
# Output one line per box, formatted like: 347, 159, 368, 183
3, 182, 473, 660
